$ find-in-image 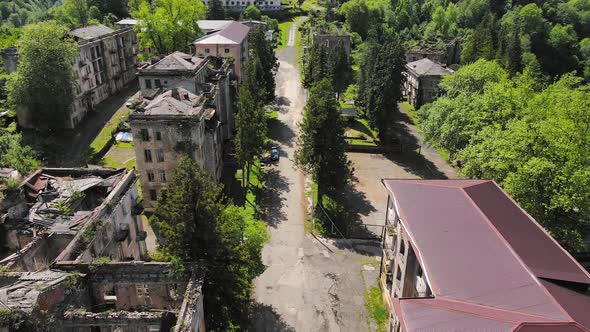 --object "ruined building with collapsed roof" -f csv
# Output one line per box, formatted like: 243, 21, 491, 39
131, 53, 235, 209
0, 168, 206, 331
